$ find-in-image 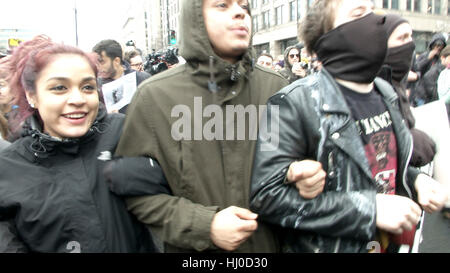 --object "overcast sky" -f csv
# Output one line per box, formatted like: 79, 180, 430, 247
0, 0, 128, 51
